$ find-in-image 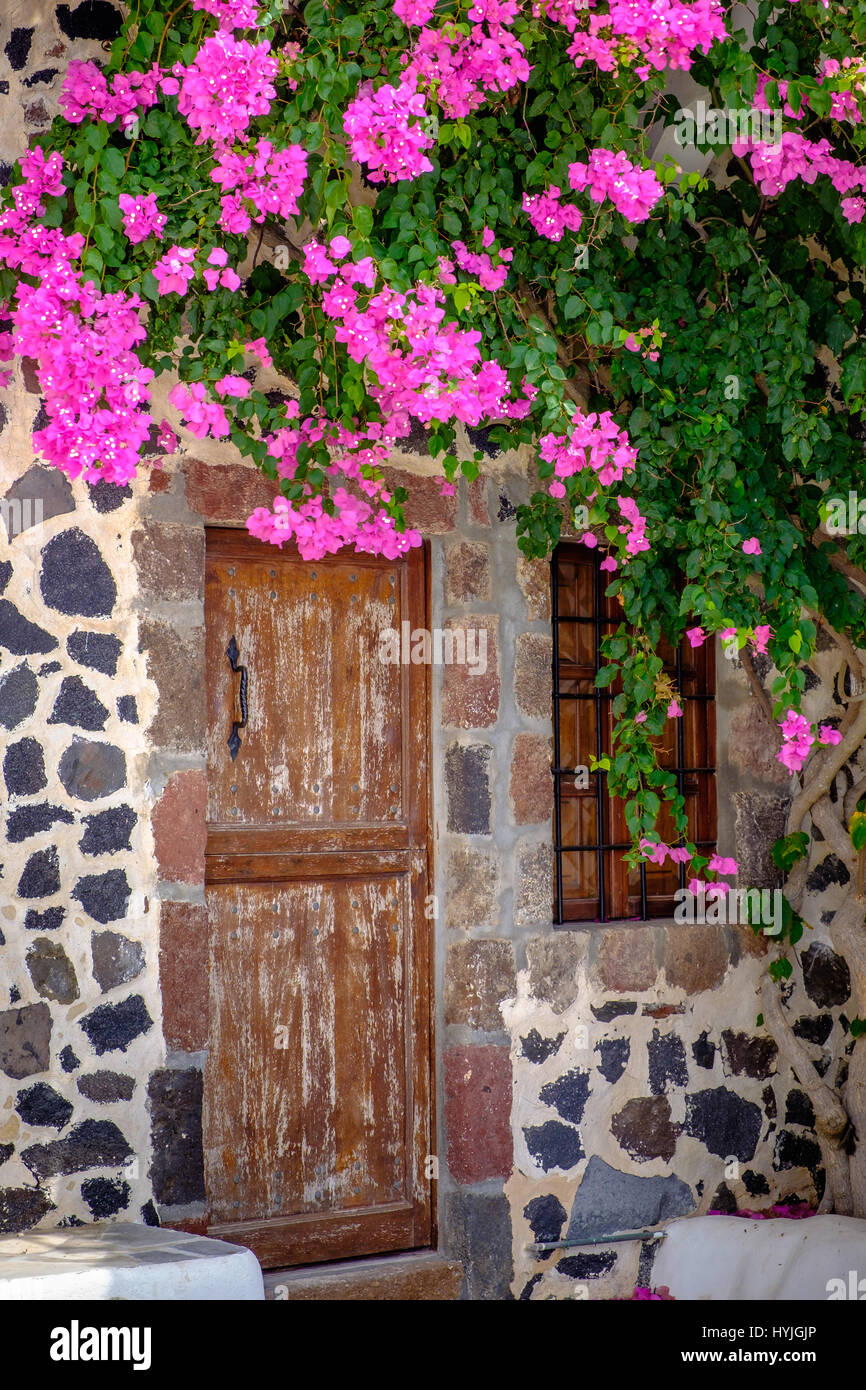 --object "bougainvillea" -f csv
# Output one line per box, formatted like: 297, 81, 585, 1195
2, 0, 866, 941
